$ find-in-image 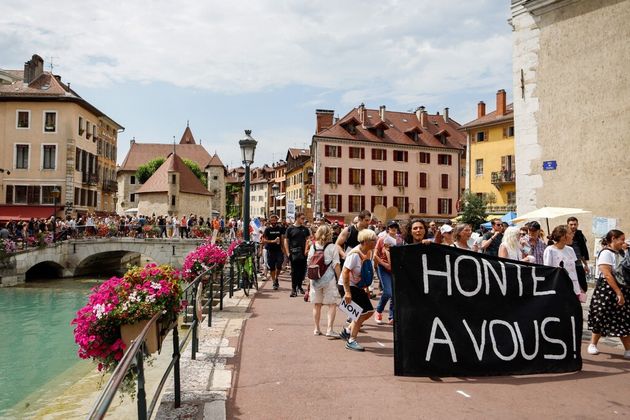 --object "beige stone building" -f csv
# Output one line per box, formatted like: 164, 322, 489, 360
312, 105, 465, 223
116, 125, 220, 215
135, 153, 212, 217
0, 54, 123, 221
205, 153, 227, 217
511, 0, 630, 242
